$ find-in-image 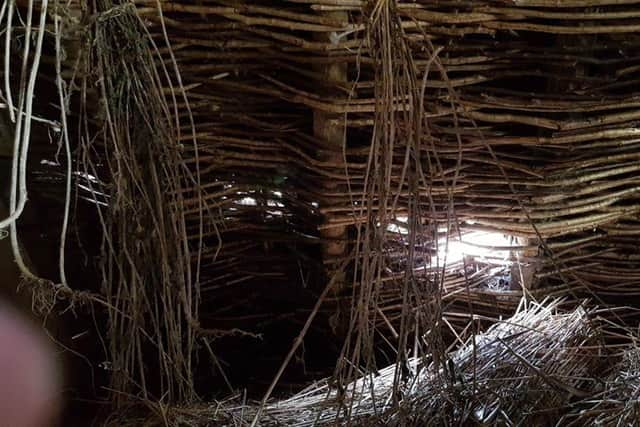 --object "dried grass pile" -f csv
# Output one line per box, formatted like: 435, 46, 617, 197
106, 299, 602, 426
259, 300, 601, 426
564, 344, 640, 426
